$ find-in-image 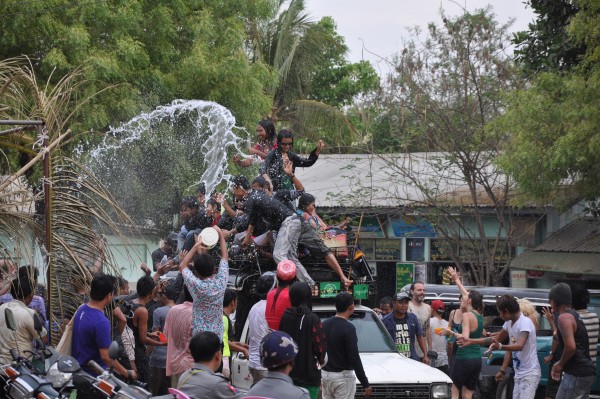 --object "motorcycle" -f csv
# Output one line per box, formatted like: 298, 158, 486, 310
73, 341, 151, 399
